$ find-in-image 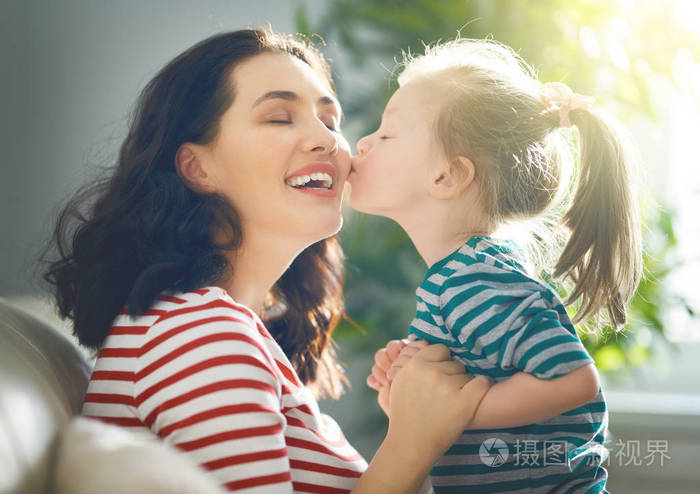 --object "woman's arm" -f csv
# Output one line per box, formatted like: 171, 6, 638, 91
467, 363, 600, 429
353, 344, 491, 494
